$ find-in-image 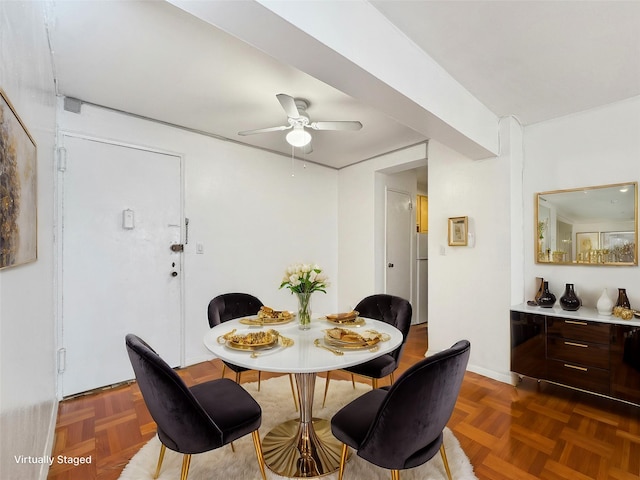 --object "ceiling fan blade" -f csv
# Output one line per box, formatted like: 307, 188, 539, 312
310, 121, 363, 131
238, 125, 290, 136
276, 93, 300, 118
